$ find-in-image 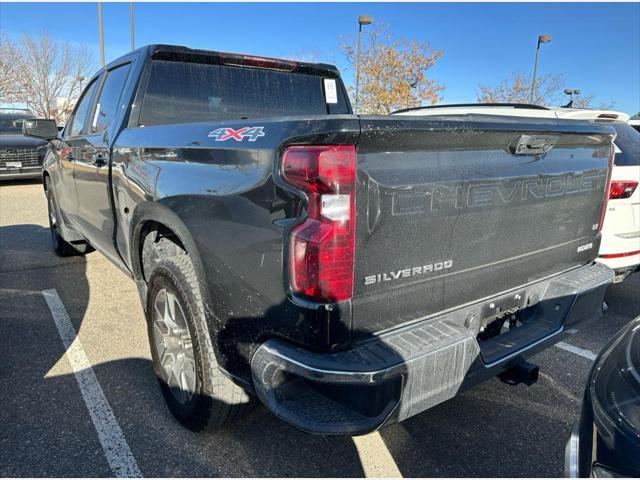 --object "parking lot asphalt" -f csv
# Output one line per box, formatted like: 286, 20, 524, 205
1, 179, 639, 478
